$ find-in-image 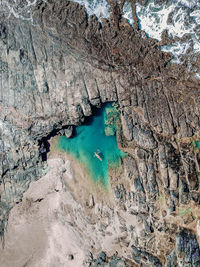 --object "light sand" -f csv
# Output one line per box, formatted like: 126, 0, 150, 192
0, 148, 136, 267
0, 158, 87, 267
